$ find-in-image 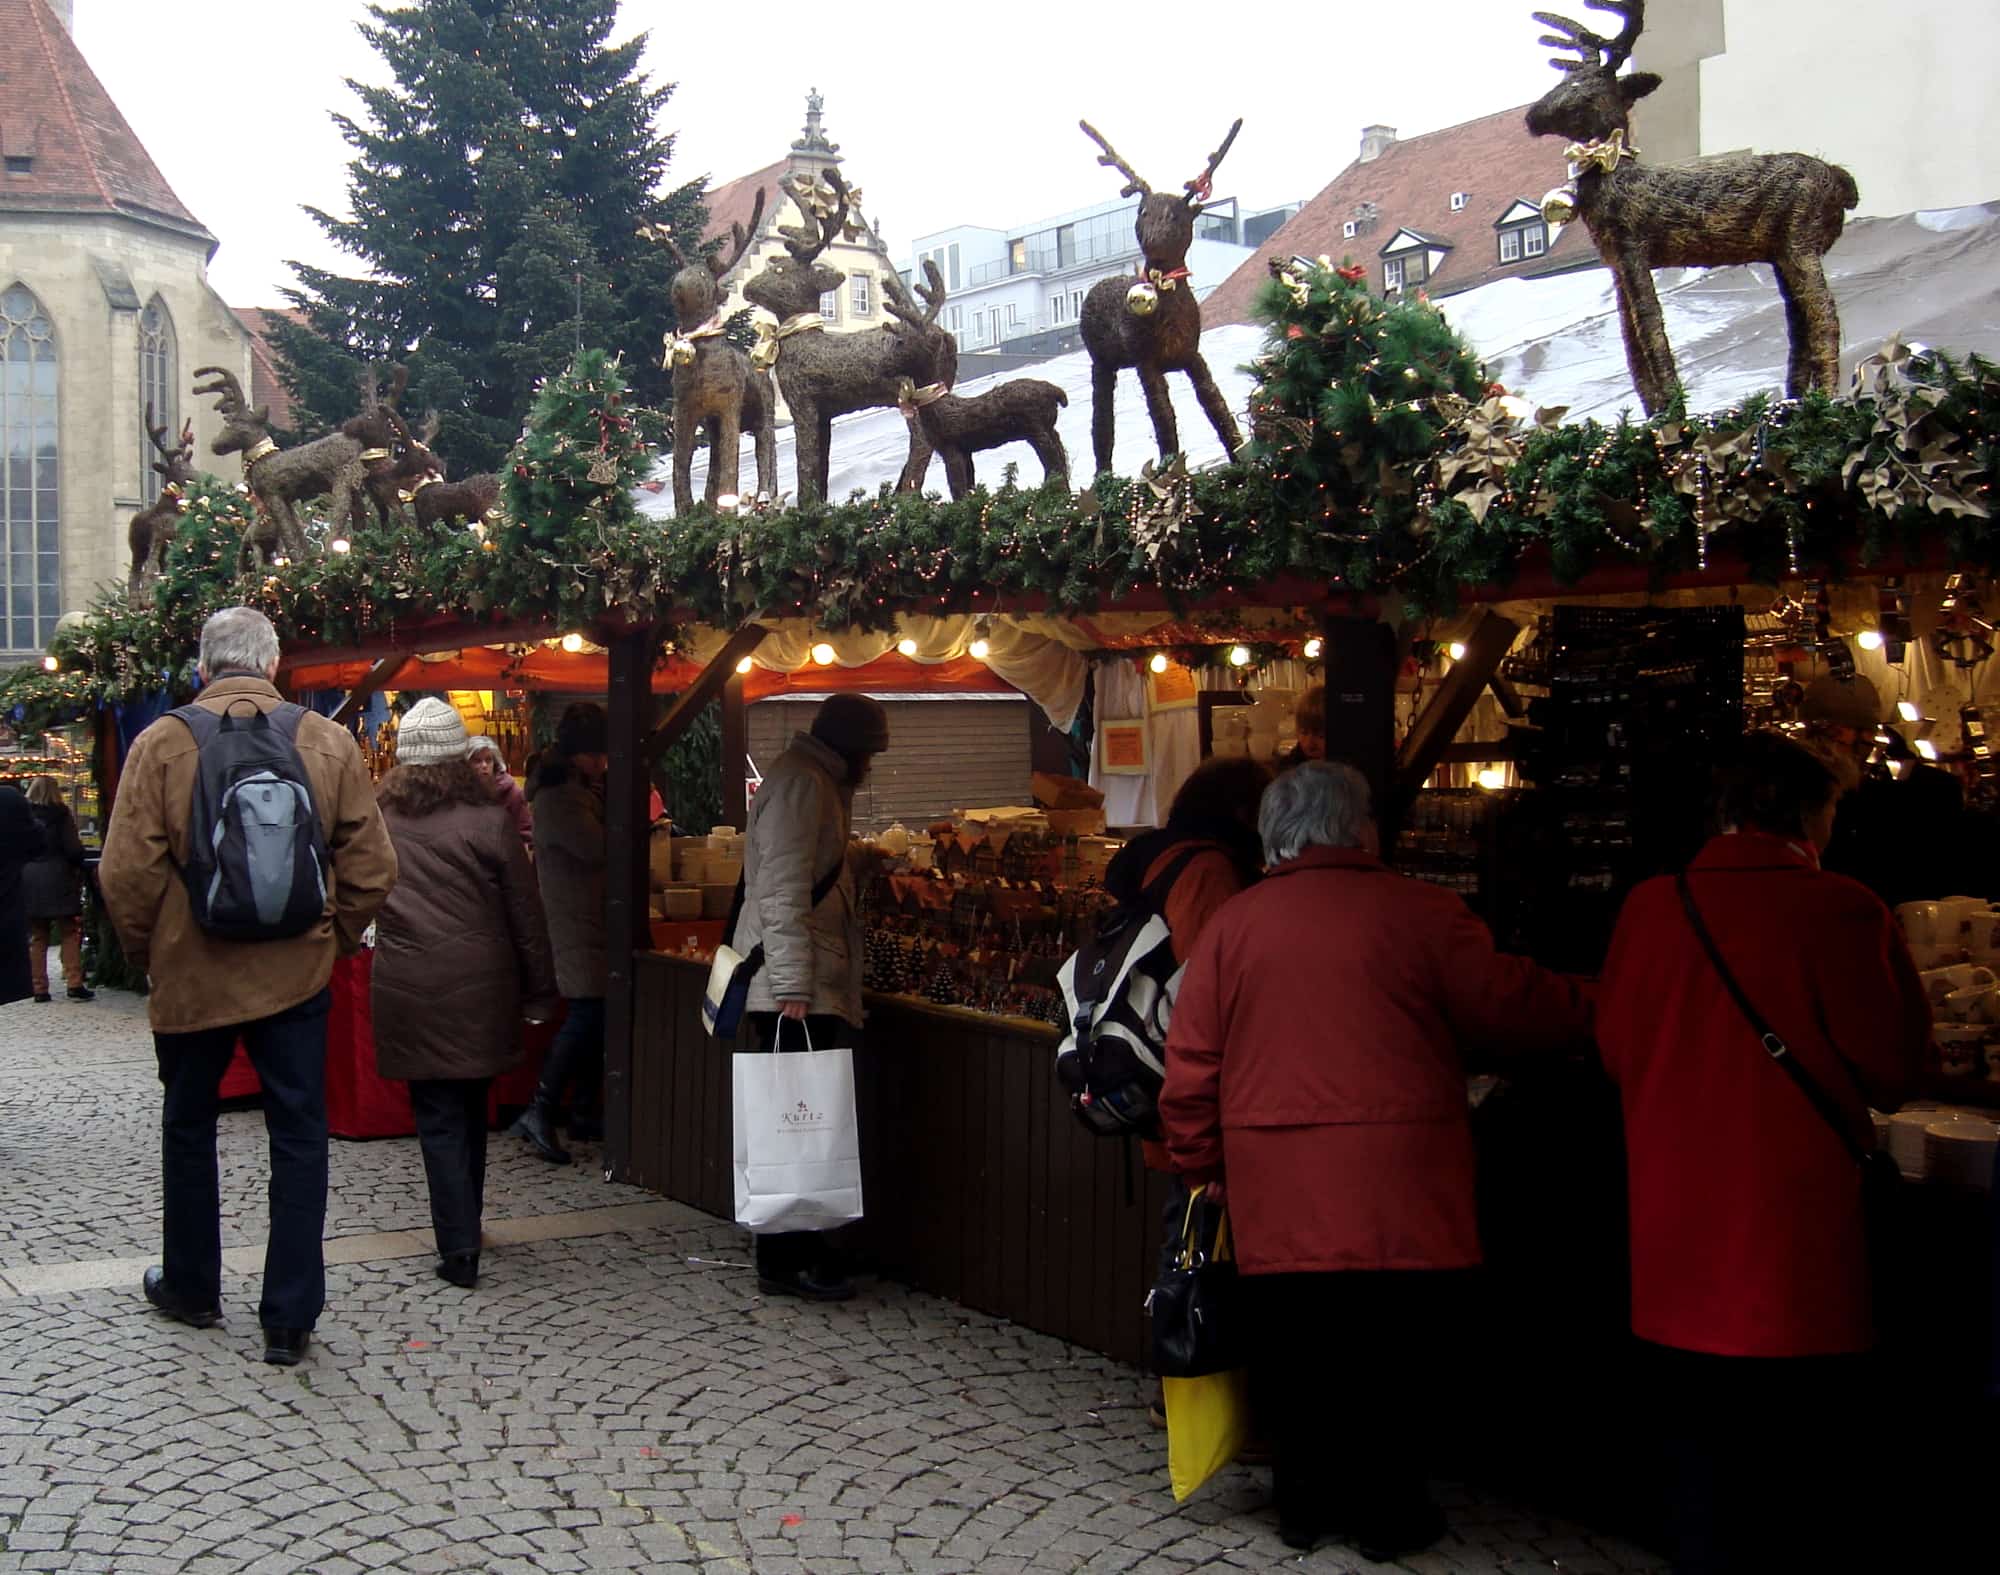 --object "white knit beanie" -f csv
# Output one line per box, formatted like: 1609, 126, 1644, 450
396, 697, 471, 766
